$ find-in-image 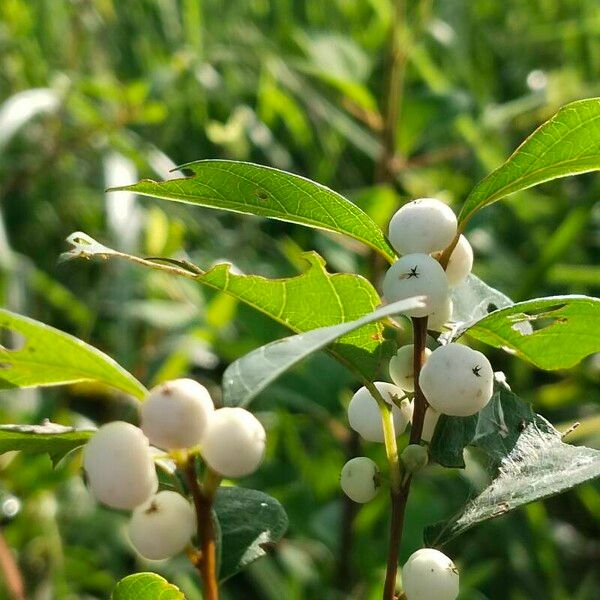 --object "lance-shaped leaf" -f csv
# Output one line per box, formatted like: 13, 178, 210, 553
112, 573, 184, 600
0, 422, 95, 466
426, 416, 600, 546
214, 487, 288, 581
111, 160, 396, 262
62, 233, 391, 380
459, 295, 600, 370
223, 296, 424, 406
459, 98, 600, 225
0, 309, 146, 398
